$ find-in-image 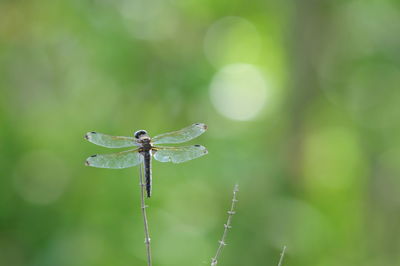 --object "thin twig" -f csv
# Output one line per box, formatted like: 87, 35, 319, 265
210, 184, 239, 266
139, 163, 152, 266
277, 246, 286, 266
